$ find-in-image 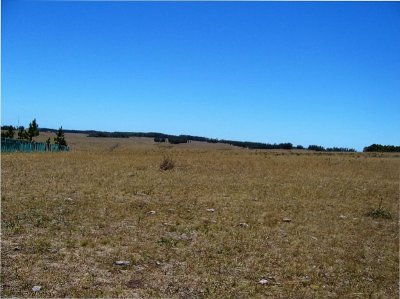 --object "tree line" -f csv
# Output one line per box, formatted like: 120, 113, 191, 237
87, 131, 399, 152
363, 144, 400, 152
4, 125, 397, 152
86, 130, 358, 151
307, 145, 356, 152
